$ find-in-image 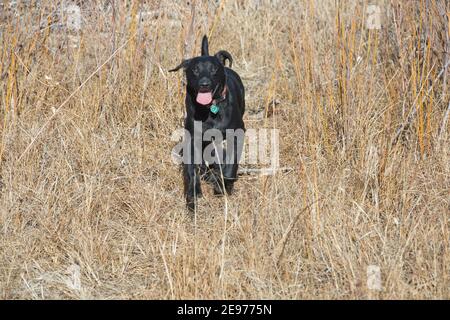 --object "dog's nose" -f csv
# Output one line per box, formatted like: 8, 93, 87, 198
199, 78, 211, 88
